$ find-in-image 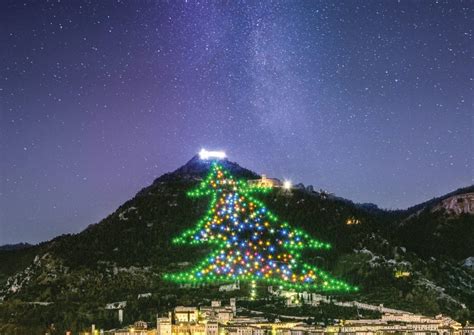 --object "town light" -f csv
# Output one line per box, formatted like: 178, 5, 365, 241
199, 149, 226, 160
283, 180, 292, 190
